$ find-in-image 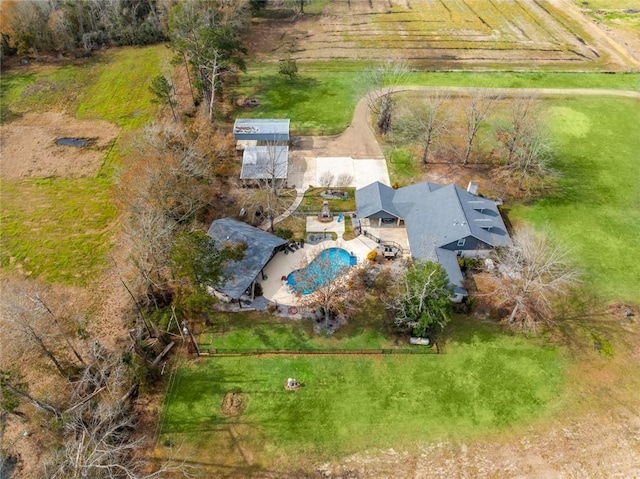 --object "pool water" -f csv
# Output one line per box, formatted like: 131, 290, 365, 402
287, 248, 357, 295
